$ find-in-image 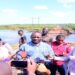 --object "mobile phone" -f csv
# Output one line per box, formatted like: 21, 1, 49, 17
11, 60, 27, 68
